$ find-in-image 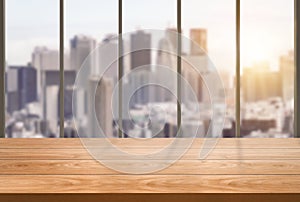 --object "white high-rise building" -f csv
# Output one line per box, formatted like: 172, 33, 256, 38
156, 29, 177, 102
182, 55, 209, 103
32, 46, 70, 100
46, 85, 59, 136
98, 34, 118, 78
32, 47, 59, 70
70, 35, 96, 74
70, 35, 97, 122
32, 47, 58, 99
88, 76, 114, 138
